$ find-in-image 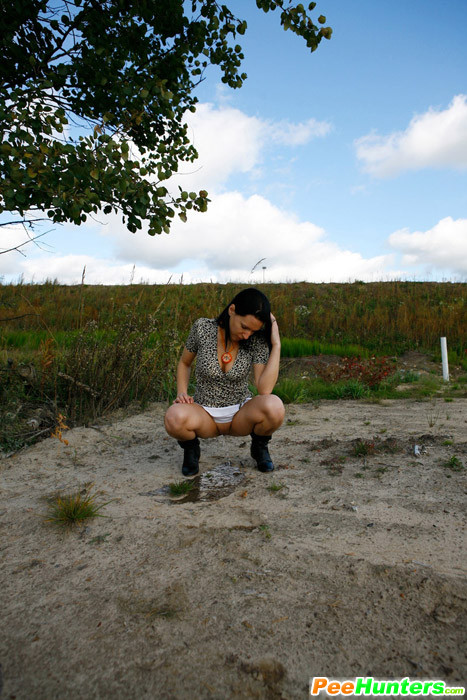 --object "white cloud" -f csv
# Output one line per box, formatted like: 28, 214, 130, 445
177, 103, 264, 192
0, 223, 54, 276
102, 191, 395, 283
355, 95, 467, 177
12, 254, 189, 285
269, 118, 331, 146
388, 217, 467, 276
172, 103, 332, 192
